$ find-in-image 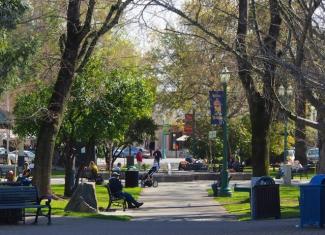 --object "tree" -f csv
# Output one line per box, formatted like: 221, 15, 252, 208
148, 0, 325, 175
32, 0, 133, 196
14, 50, 156, 196
0, 0, 28, 29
